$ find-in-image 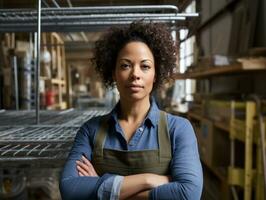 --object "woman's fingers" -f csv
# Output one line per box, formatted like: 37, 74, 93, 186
81, 156, 98, 176
77, 161, 95, 176
76, 156, 98, 177
81, 156, 93, 166
76, 163, 89, 176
